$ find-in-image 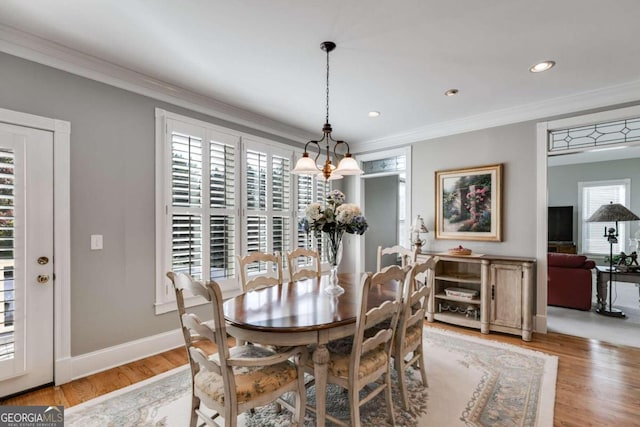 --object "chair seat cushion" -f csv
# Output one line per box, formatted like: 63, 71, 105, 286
312, 339, 388, 380
328, 345, 388, 379
402, 323, 422, 349
194, 344, 297, 405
